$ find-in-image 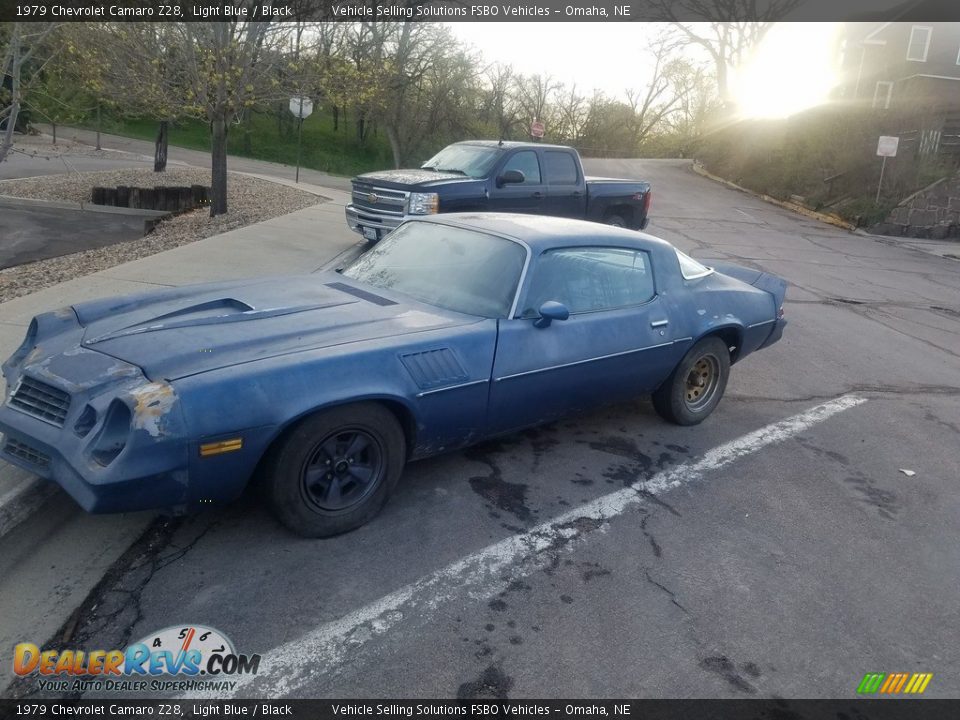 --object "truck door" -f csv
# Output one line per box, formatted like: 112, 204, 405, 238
543, 150, 587, 219
488, 150, 545, 214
